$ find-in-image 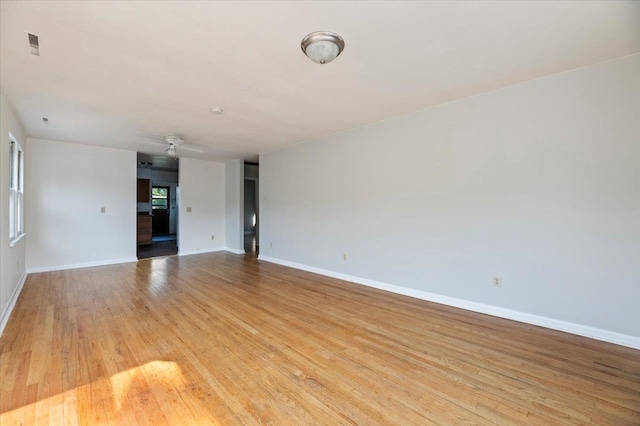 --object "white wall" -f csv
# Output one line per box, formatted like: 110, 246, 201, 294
260, 55, 640, 345
26, 138, 137, 272
179, 158, 226, 255
224, 160, 244, 253
0, 91, 27, 334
